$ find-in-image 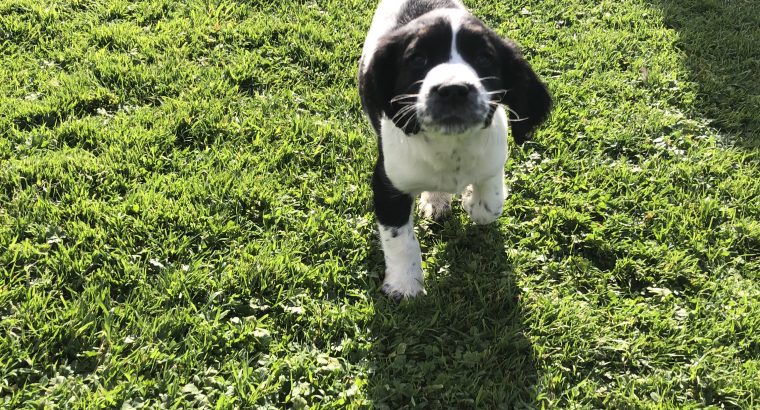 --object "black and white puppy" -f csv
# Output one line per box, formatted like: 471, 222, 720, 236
359, 0, 552, 299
